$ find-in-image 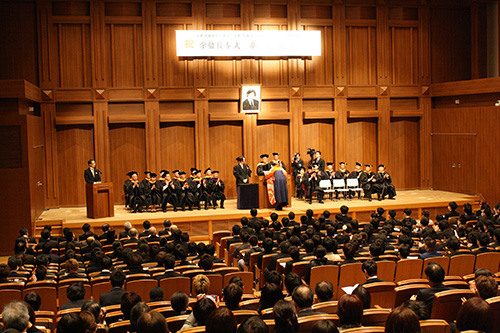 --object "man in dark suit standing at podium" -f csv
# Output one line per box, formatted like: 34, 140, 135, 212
233, 156, 252, 187
84, 159, 101, 184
